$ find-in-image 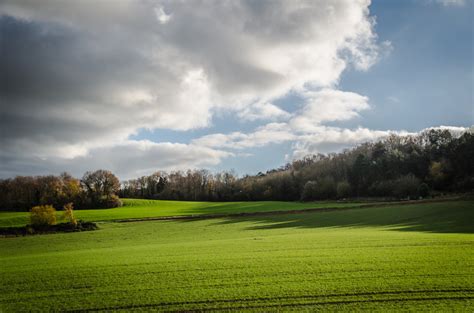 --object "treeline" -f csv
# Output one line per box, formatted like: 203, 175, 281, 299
120, 128, 473, 201
1, 129, 472, 211
0, 170, 122, 211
